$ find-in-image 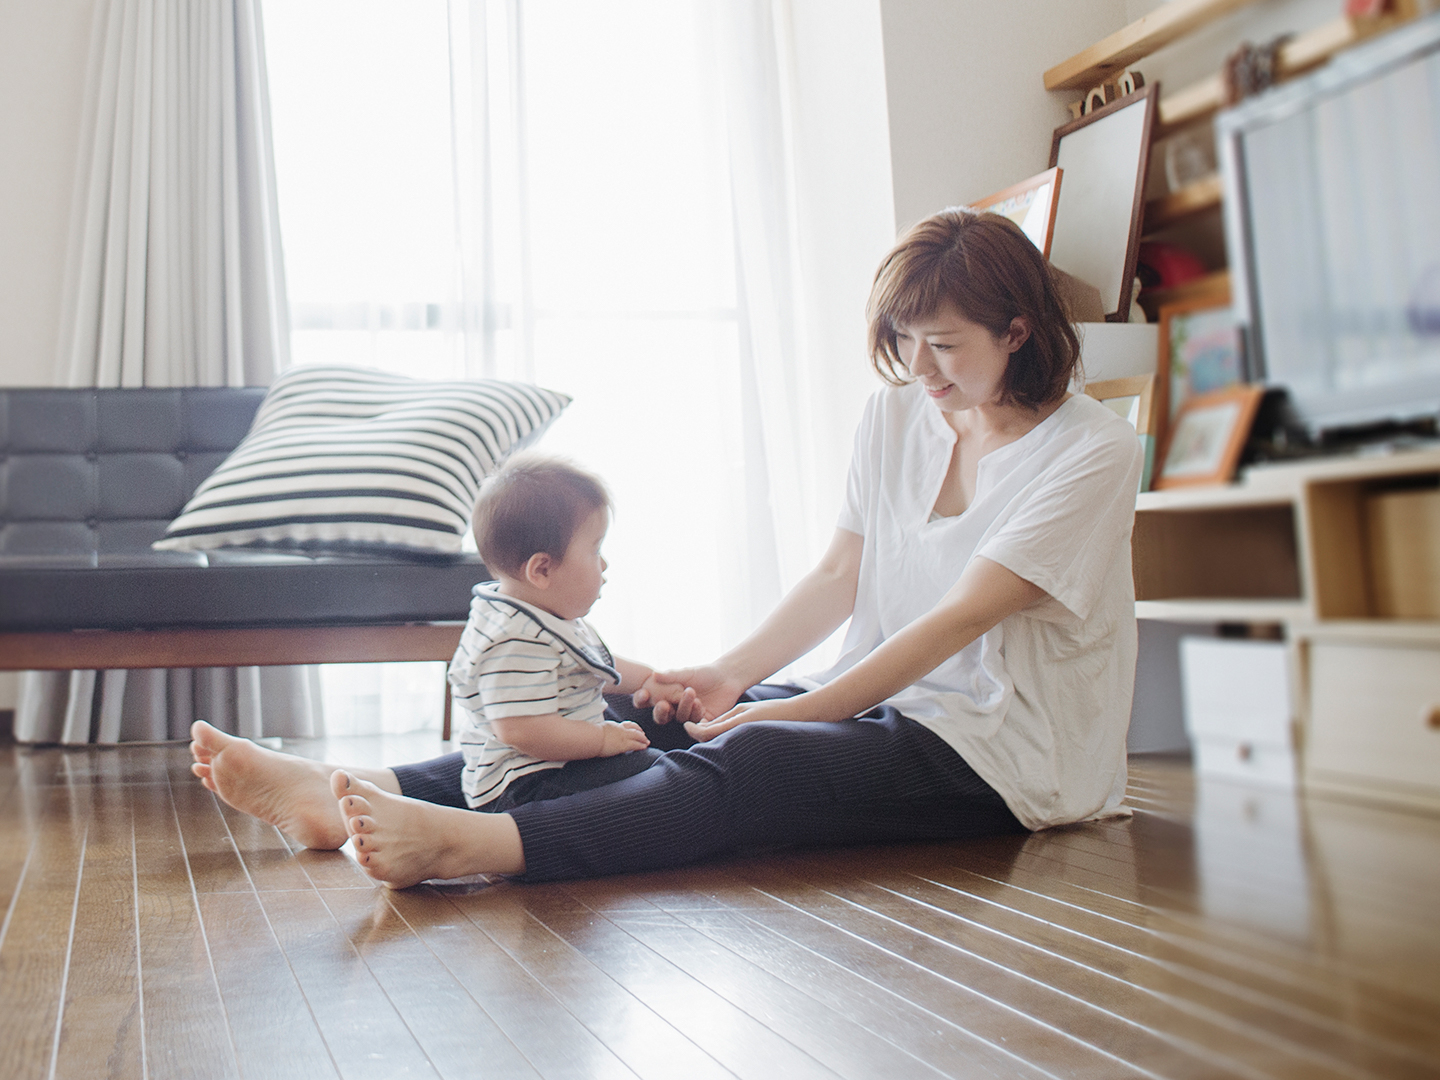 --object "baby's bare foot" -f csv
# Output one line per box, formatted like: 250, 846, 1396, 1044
333, 771, 525, 887
189, 721, 349, 849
